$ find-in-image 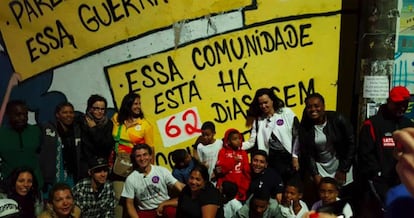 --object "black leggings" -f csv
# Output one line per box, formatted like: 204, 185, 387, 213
268, 149, 295, 182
